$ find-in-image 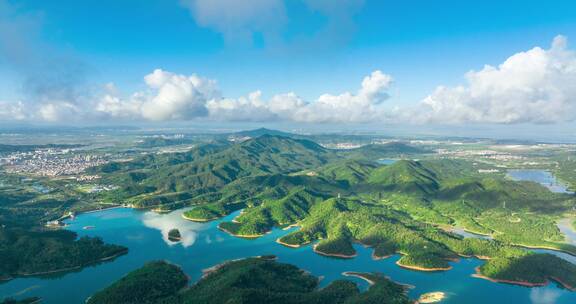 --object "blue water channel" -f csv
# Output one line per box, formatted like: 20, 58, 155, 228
1, 206, 575, 304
